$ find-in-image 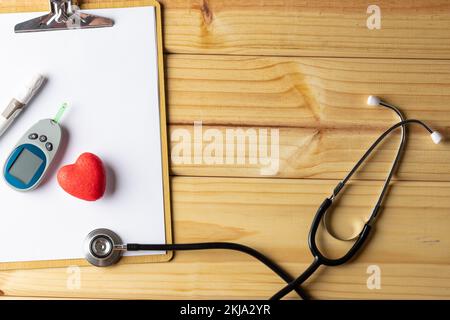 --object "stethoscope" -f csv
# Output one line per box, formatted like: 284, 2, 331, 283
84, 96, 443, 300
